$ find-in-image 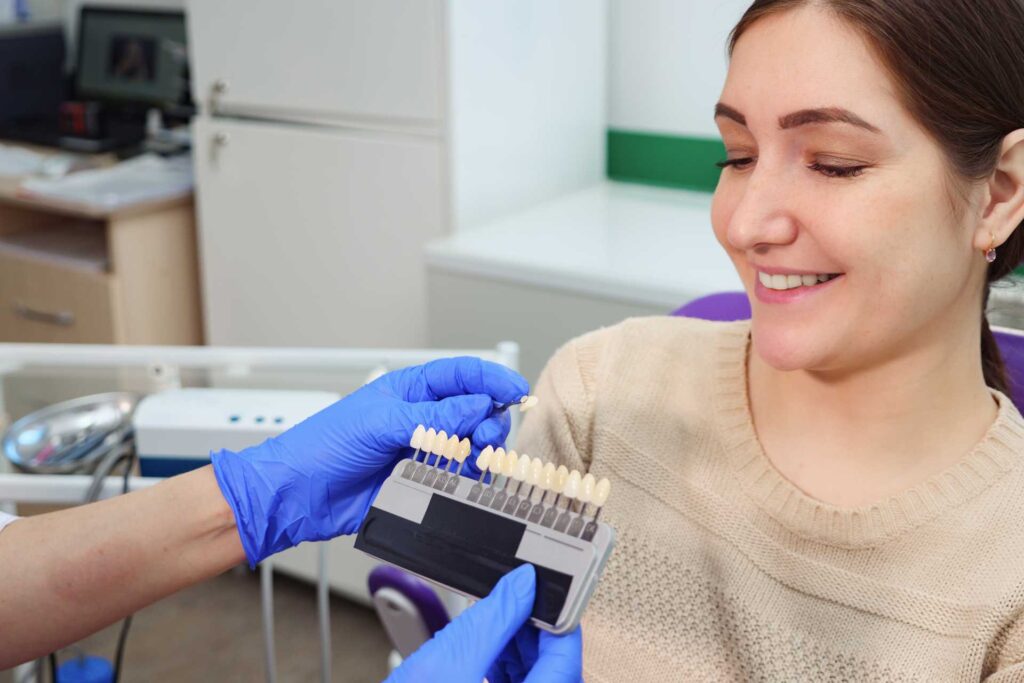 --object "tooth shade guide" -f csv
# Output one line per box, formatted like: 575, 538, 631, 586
458, 438, 471, 461
564, 470, 581, 499
503, 450, 519, 477
579, 474, 596, 503
520, 395, 540, 412
514, 453, 531, 481
422, 428, 437, 455
592, 477, 611, 507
